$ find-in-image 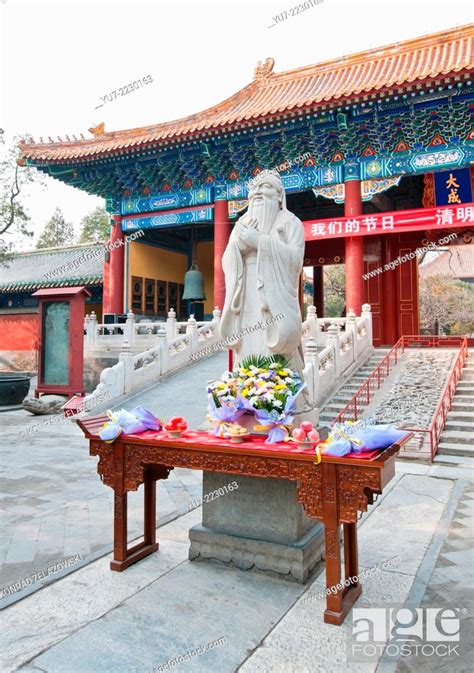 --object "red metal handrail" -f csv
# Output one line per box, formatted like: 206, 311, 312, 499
333, 335, 469, 461
334, 337, 406, 424
403, 336, 468, 461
